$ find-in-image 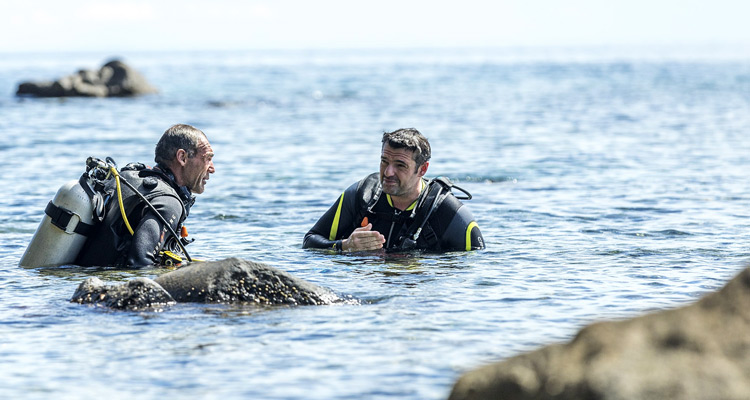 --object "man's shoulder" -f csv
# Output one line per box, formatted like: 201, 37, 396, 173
119, 168, 188, 213
431, 190, 483, 250
428, 181, 475, 228
358, 172, 380, 185
331, 173, 381, 213
128, 170, 179, 195
346, 172, 379, 194
426, 178, 467, 211
441, 188, 468, 208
